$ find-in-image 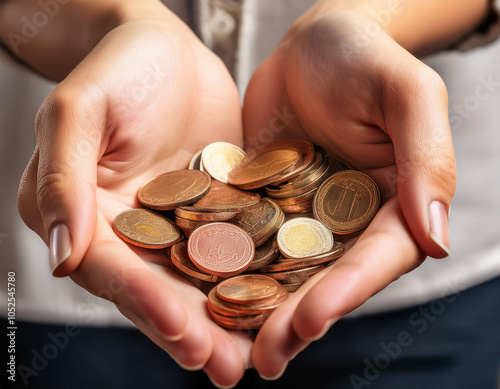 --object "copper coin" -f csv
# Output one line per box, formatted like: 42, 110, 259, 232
139, 170, 211, 210
261, 241, 344, 272
232, 198, 283, 247
174, 216, 211, 230
171, 241, 226, 283
208, 309, 270, 330
271, 188, 318, 207
313, 170, 380, 234
246, 238, 280, 272
188, 223, 255, 277
175, 206, 238, 222
113, 209, 182, 249
264, 264, 325, 284
208, 285, 288, 316
263, 139, 315, 185
192, 180, 260, 212
329, 154, 352, 173
279, 200, 314, 214
216, 274, 282, 304
228, 148, 302, 190
282, 283, 302, 293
